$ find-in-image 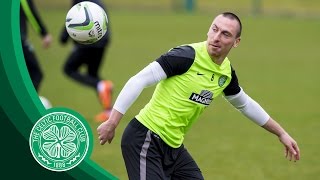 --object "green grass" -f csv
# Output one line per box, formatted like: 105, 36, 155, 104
27, 7, 320, 180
